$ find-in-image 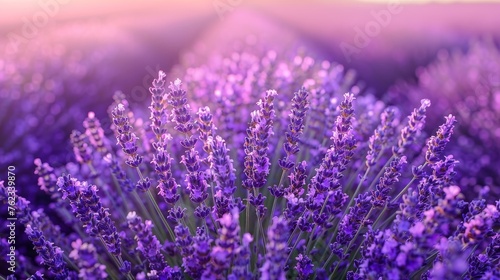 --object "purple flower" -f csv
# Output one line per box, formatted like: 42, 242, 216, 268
181, 148, 209, 203
167, 206, 186, 225
58, 175, 121, 255
69, 239, 107, 279
193, 227, 212, 274
425, 114, 456, 164
80, 182, 122, 256
167, 78, 195, 136
111, 103, 143, 167
366, 107, 399, 167
203, 208, 241, 278
279, 87, 309, 170
337, 193, 372, 246
371, 156, 406, 207
208, 135, 242, 216
127, 211, 167, 273
243, 90, 277, 190
462, 204, 498, 244
260, 216, 288, 280
83, 112, 109, 154
34, 158, 60, 200
151, 142, 180, 203
26, 224, 70, 280
393, 99, 430, 156
149, 70, 169, 138
295, 254, 314, 280
70, 130, 92, 164
228, 233, 253, 280
197, 106, 216, 154
208, 135, 236, 197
